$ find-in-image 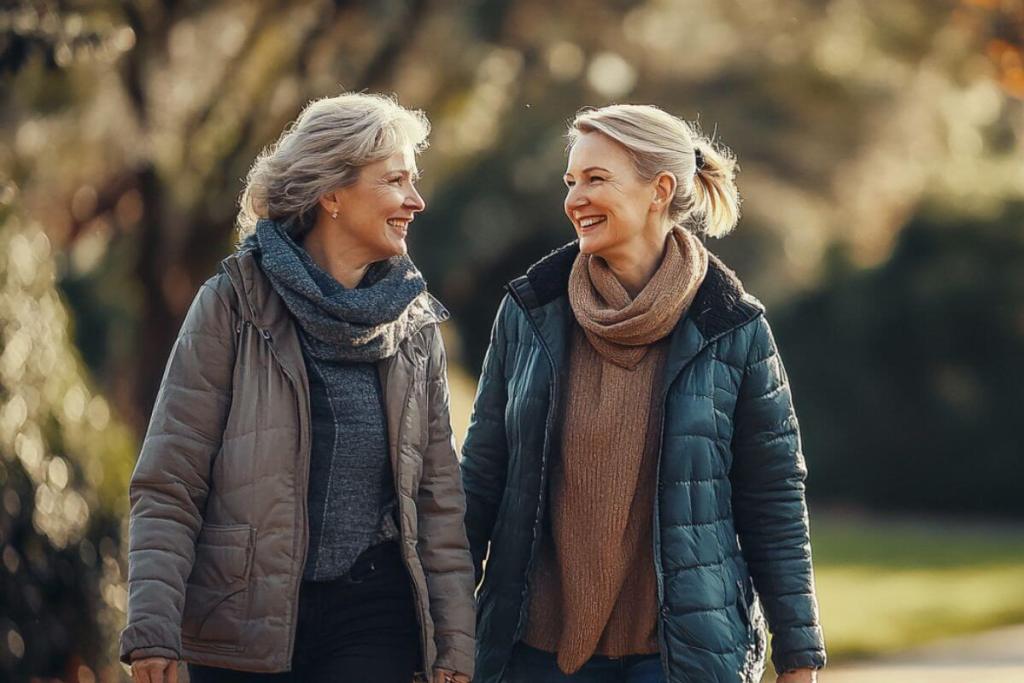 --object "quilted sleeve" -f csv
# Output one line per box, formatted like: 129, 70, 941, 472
460, 295, 513, 586
417, 325, 476, 677
730, 314, 826, 672
118, 277, 237, 663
